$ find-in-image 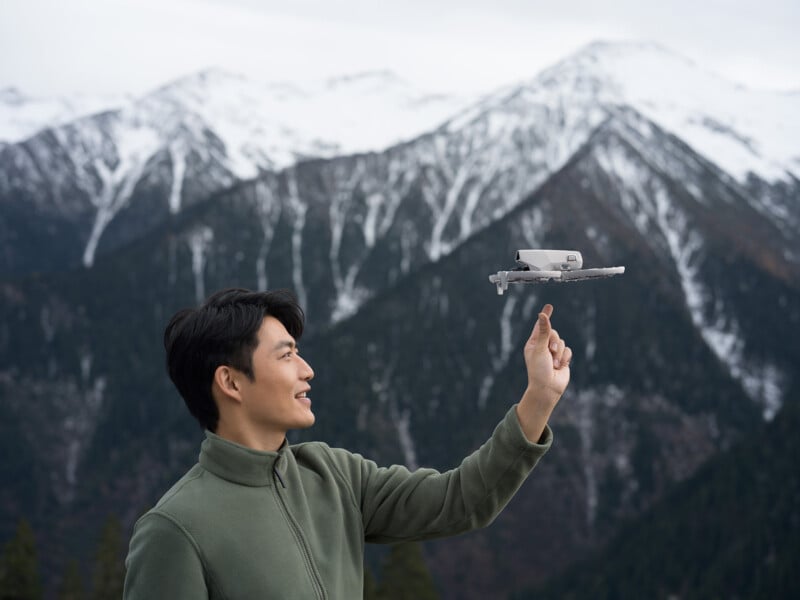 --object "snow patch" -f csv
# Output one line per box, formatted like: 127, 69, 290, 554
390, 401, 418, 472
168, 140, 187, 213
651, 186, 785, 419
477, 294, 538, 409
79, 124, 159, 267
187, 226, 214, 304
286, 172, 308, 310
61, 375, 106, 503
253, 179, 282, 291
